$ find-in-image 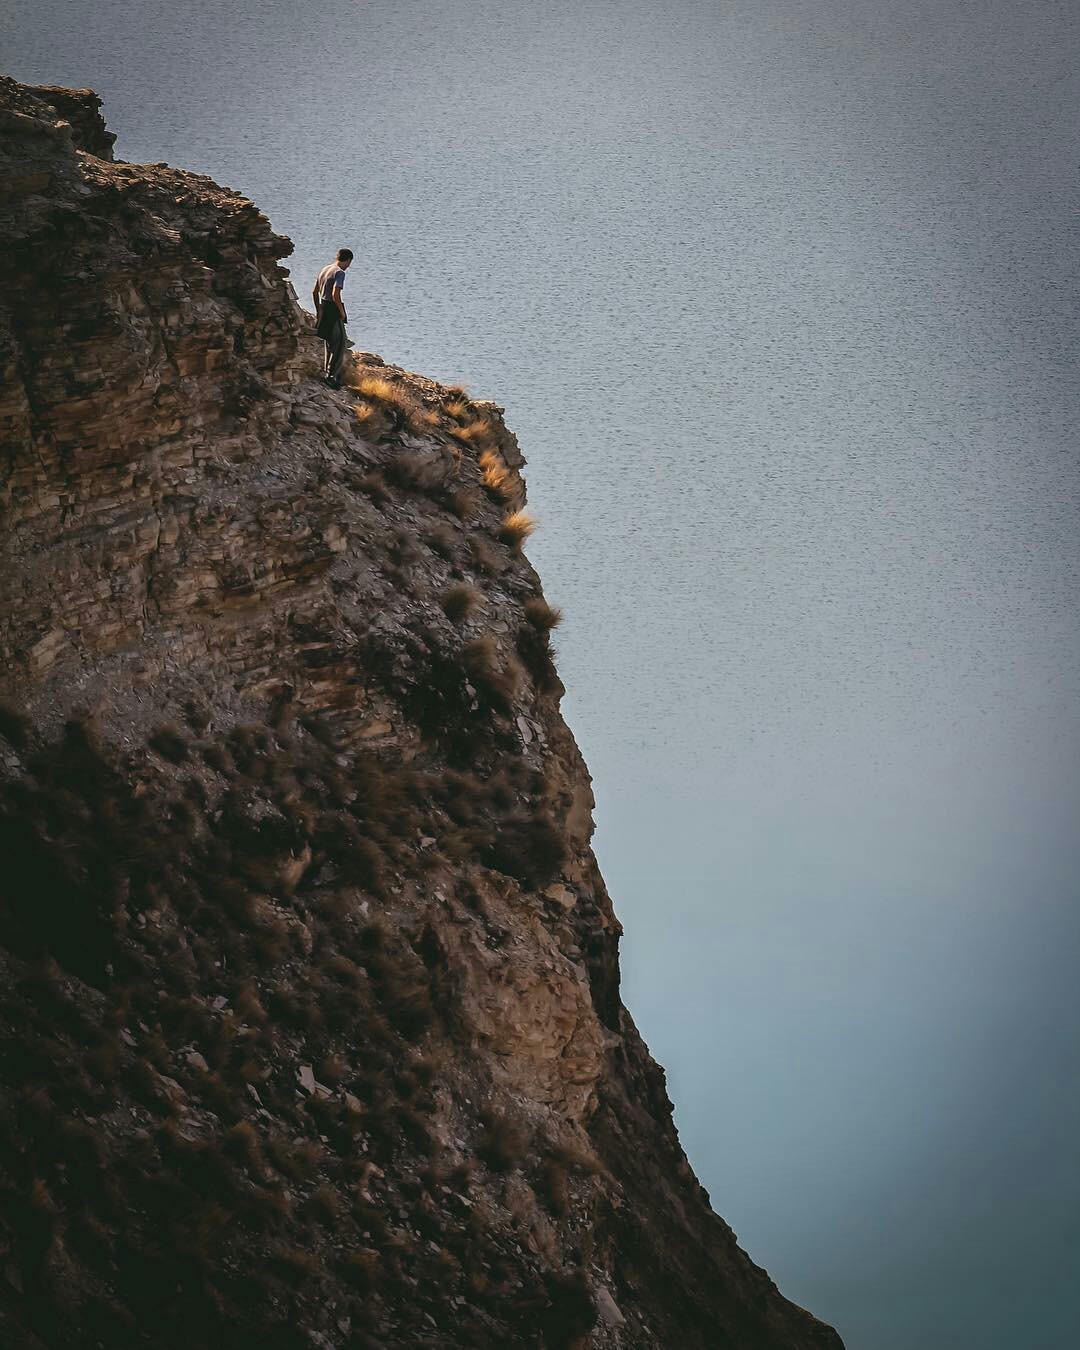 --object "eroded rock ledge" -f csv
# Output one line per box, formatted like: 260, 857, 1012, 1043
0, 77, 844, 1350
